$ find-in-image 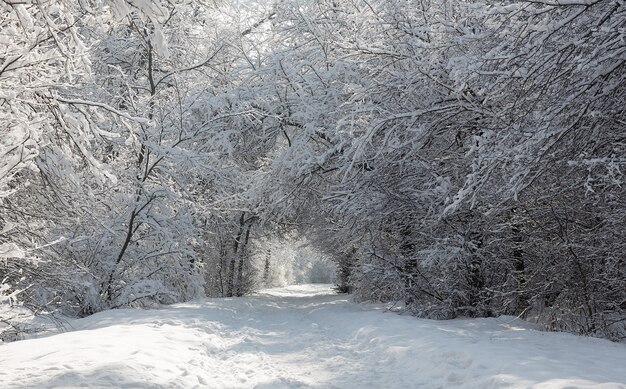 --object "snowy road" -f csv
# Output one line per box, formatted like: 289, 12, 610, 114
1, 284, 625, 388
